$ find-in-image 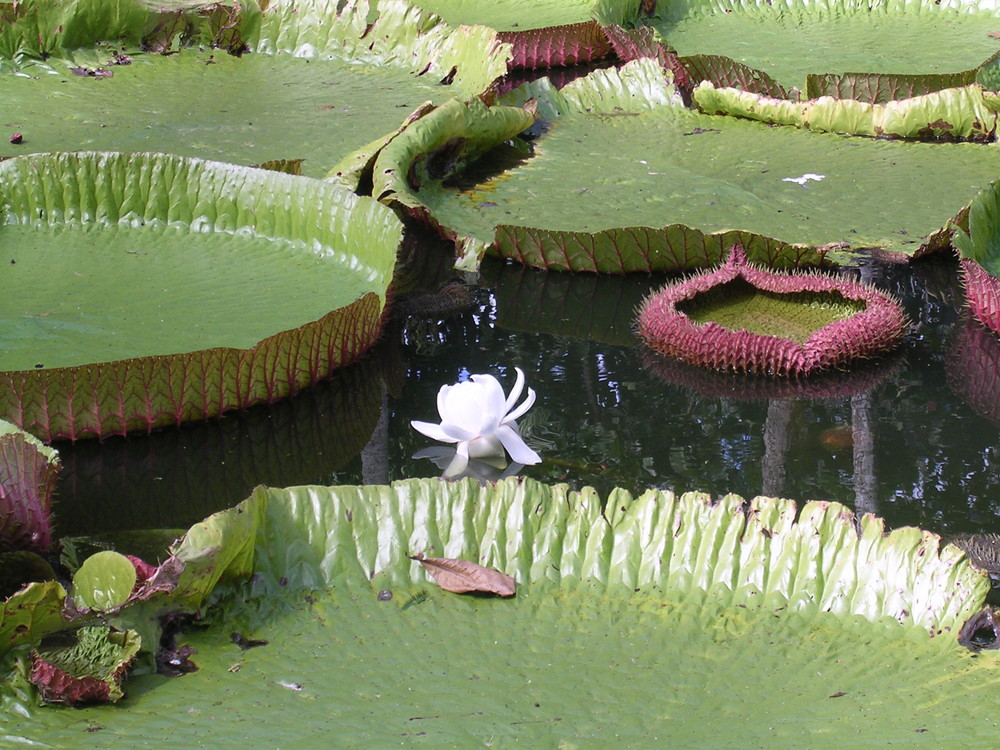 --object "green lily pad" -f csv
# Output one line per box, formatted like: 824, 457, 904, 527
0, 0, 510, 176
0, 151, 401, 441
372, 59, 1000, 270
72, 551, 138, 611
2, 477, 995, 745
646, 0, 1000, 93
1, 580, 67, 655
